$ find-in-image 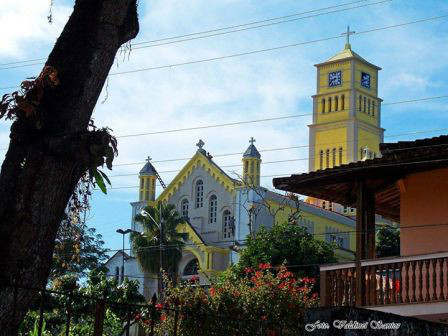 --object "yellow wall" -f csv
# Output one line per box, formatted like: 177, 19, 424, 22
314, 127, 347, 170
266, 200, 355, 260
354, 61, 378, 96
318, 61, 351, 95
358, 128, 380, 158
